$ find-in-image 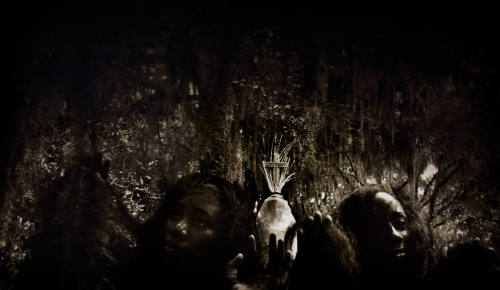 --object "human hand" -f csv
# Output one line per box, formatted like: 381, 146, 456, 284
298, 211, 335, 252
290, 211, 358, 290
227, 234, 294, 290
